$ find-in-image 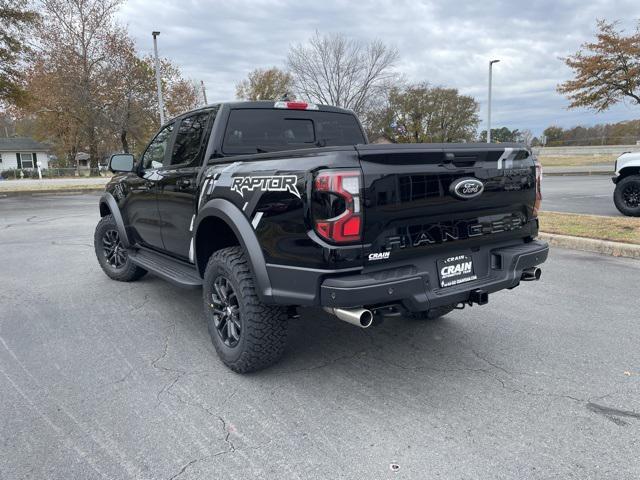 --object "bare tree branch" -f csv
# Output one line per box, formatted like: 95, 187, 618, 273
287, 32, 398, 115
